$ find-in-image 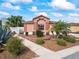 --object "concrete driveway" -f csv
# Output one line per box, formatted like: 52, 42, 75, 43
63, 52, 79, 59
